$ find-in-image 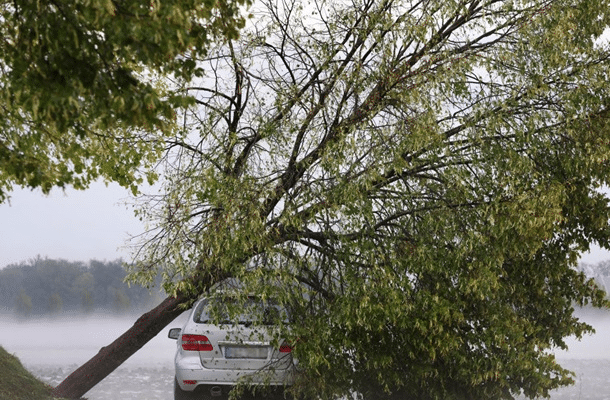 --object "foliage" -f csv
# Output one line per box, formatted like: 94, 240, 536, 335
0, 0, 251, 202
0, 257, 163, 316
123, 0, 610, 398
